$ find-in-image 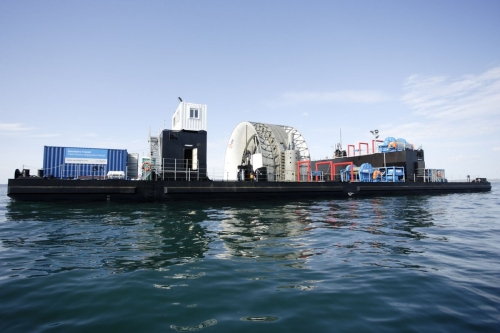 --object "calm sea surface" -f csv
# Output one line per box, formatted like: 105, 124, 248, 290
0, 183, 499, 332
